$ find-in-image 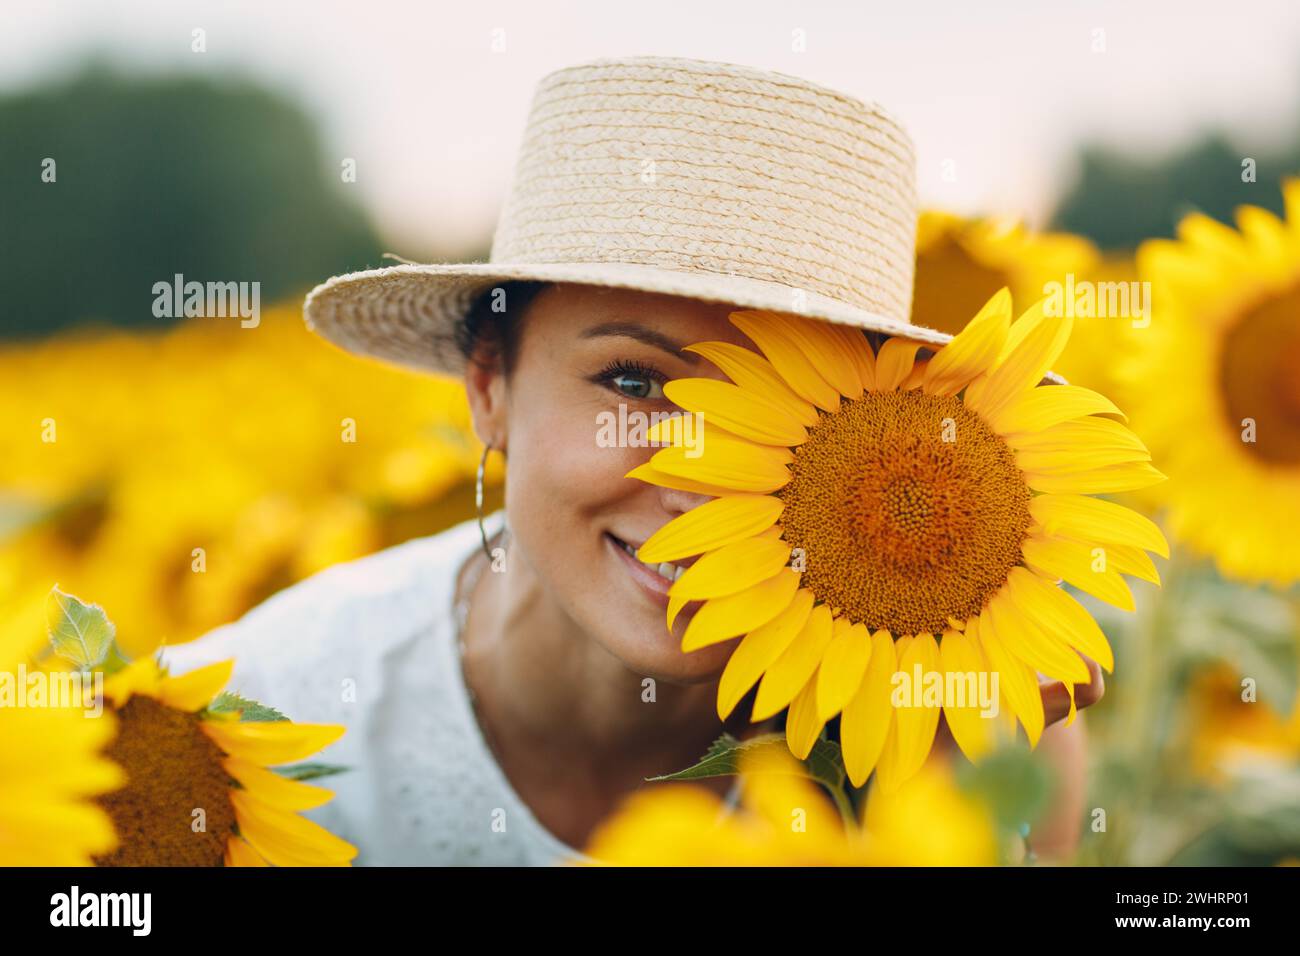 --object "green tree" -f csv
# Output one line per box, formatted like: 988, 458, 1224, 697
0, 66, 382, 338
